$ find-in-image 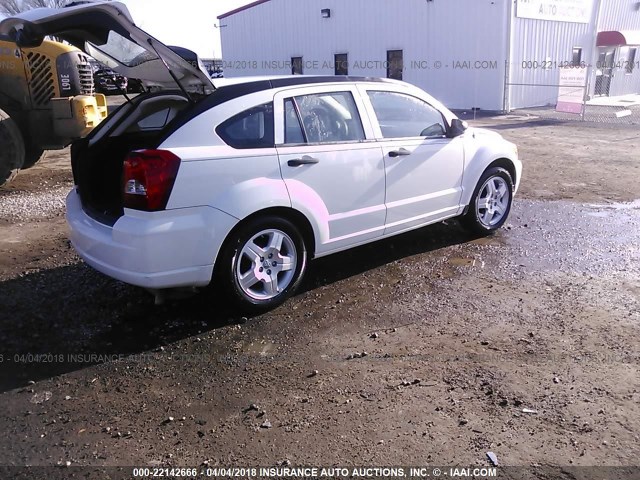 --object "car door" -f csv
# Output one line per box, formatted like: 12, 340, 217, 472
359, 88, 465, 235
274, 85, 386, 256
